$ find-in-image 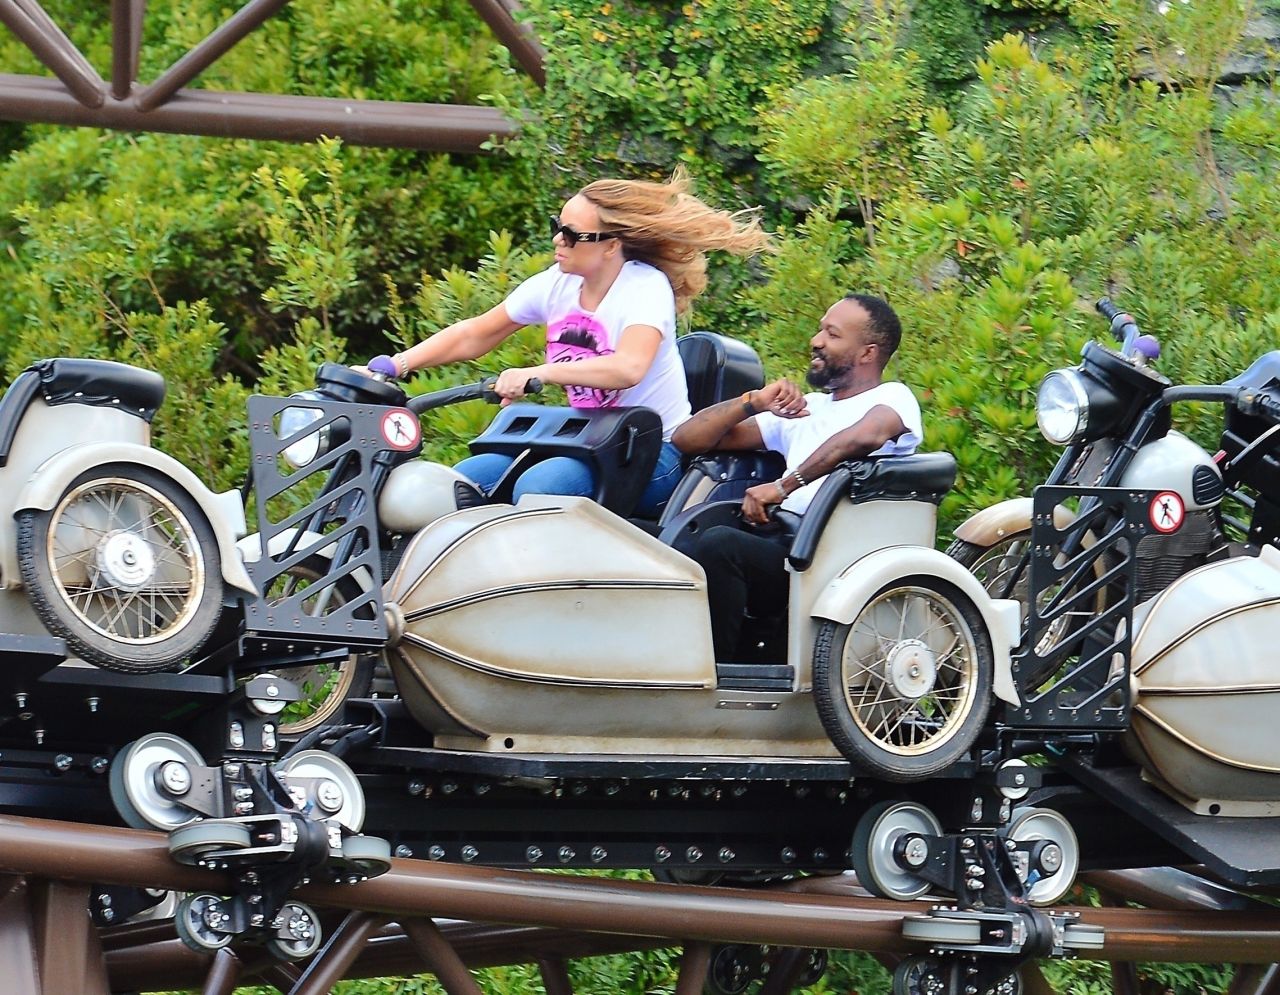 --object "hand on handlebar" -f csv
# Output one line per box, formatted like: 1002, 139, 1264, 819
742, 480, 785, 525
492, 367, 544, 405
751, 378, 809, 419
